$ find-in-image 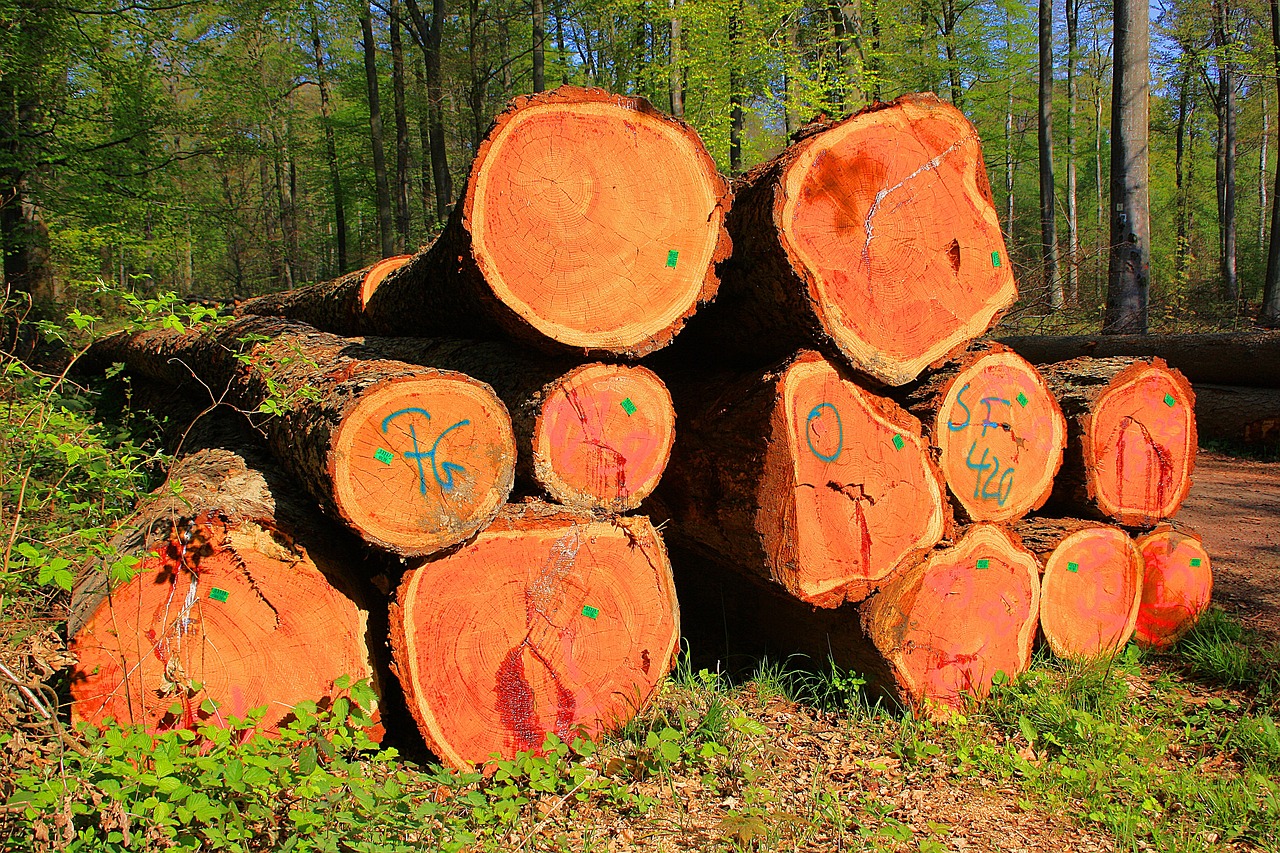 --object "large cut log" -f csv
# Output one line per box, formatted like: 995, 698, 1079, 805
1133, 525, 1213, 649
655, 350, 950, 608
1039, 357, 1196, 527
84, 316, 517, 557
900, 343, 1066, 522
244, 86, 731, 358
668, 524, 1040, 712
1188, 384, 1280, 445
997, 330, 1280, 389
237, 254, 413, 334
675, 93, 1015, 386
389, 502, 679, 769
69, 419, 379, 737
1015, 518, 1143, 659
343, 338, 676, 513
